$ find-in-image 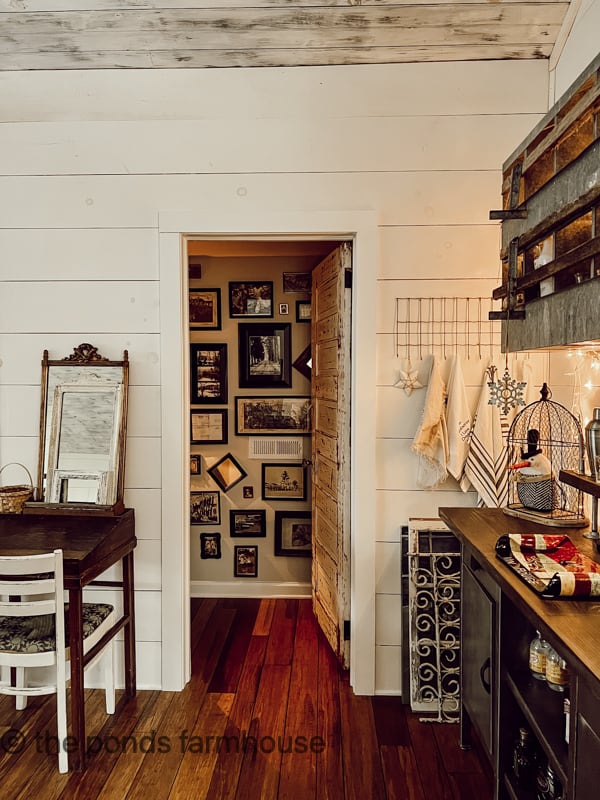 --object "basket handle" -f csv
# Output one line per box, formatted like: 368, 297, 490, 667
0, 462, 34, 489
